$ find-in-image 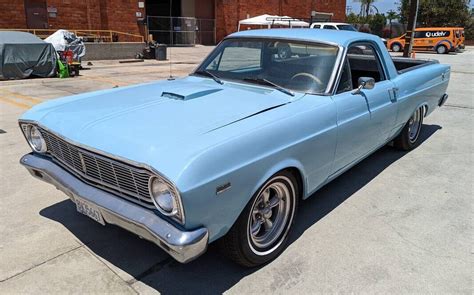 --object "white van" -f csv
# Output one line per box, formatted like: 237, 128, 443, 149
310, 22, 358, 31
311, 22, 387, 45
